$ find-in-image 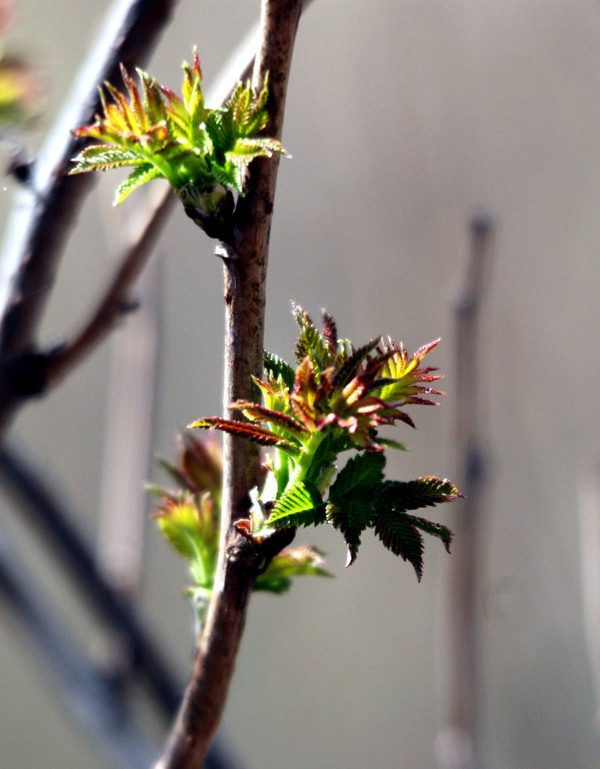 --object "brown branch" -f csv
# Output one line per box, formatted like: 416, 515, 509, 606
41, 17, 274, 390
45, 184, 173, 389
0, 0, 179, 436
154, 2, 304, 768
436, 214, 494, 769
